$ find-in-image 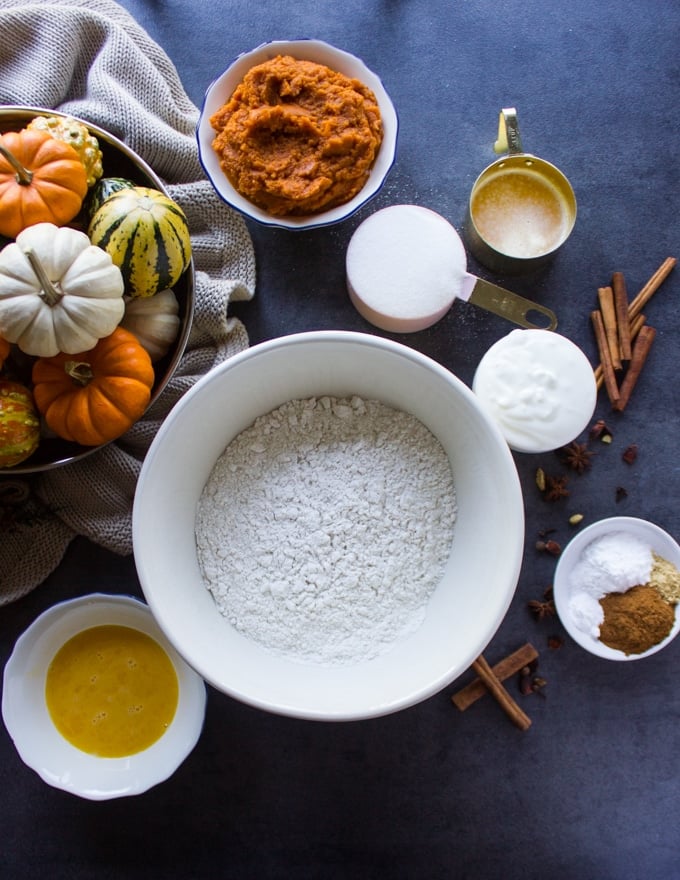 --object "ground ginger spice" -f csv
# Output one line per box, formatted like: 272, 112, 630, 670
650, 553, 680, 604
599, 584, 675, 655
